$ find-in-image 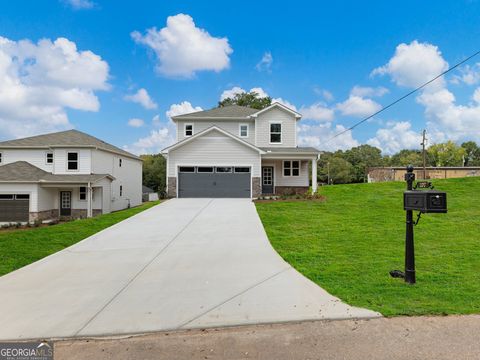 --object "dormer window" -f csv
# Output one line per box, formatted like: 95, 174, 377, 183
239, 124, 249, 138
46, 152, 54, 164
270, 123, 282, 143
185, 124, 193, 137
